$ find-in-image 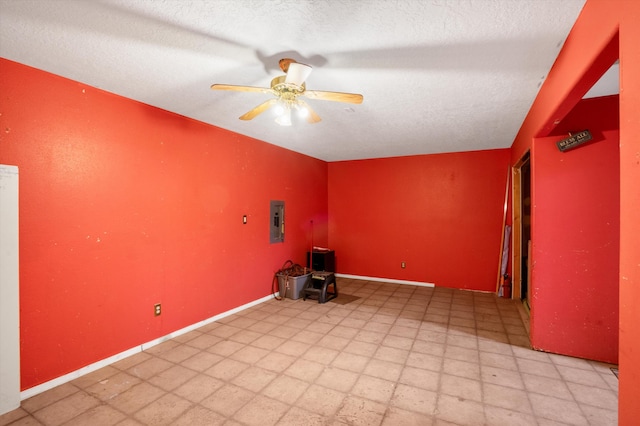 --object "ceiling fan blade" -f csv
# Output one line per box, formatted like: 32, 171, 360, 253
239, 99, 278, 120
304, 90, 363, 104
211, 84, 272, 94
297, 100, 321, 124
